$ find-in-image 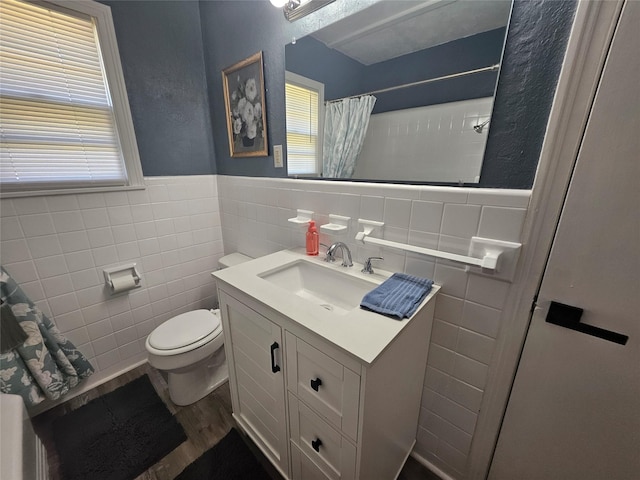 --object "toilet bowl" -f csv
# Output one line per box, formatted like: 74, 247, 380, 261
144, 253, 252, 406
